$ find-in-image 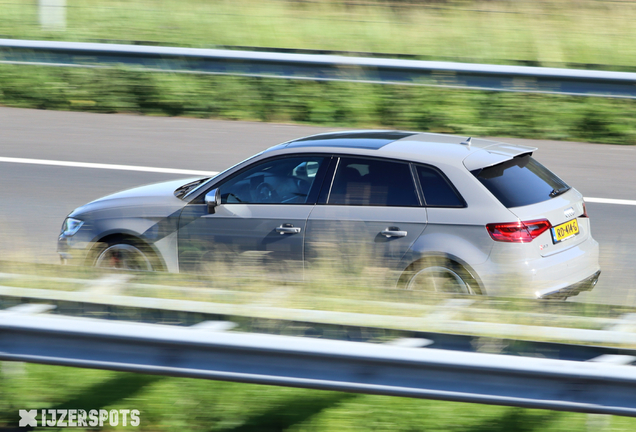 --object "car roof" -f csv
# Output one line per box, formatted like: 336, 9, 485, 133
268, 130, 536, 170
271, 130, 418, 150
